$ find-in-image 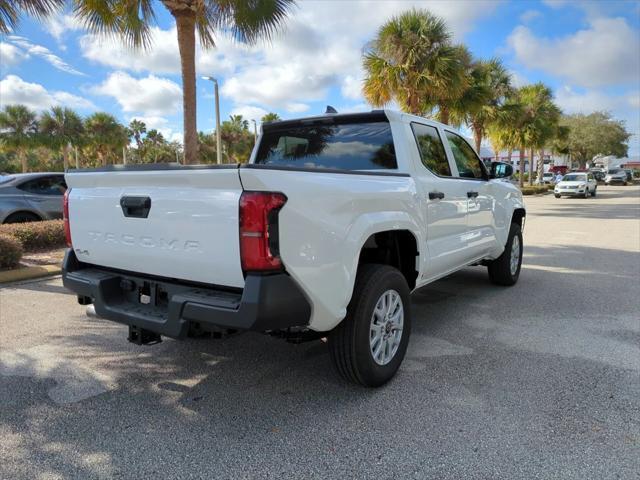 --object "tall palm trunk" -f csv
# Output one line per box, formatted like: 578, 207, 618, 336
19, 148, 28, 173
174, 11, 198, 165
519, 145, 525, 188
62, 143, 70, 171
538, 149, 545, 185
473, 125, 483, 155
438, 106, 450, 125
529, 148, 535, 186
